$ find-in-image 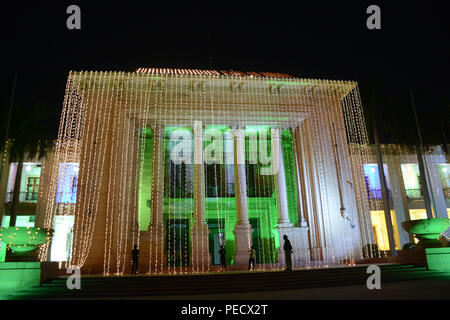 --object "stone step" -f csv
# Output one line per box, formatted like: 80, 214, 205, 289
8, 264, 445, 299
